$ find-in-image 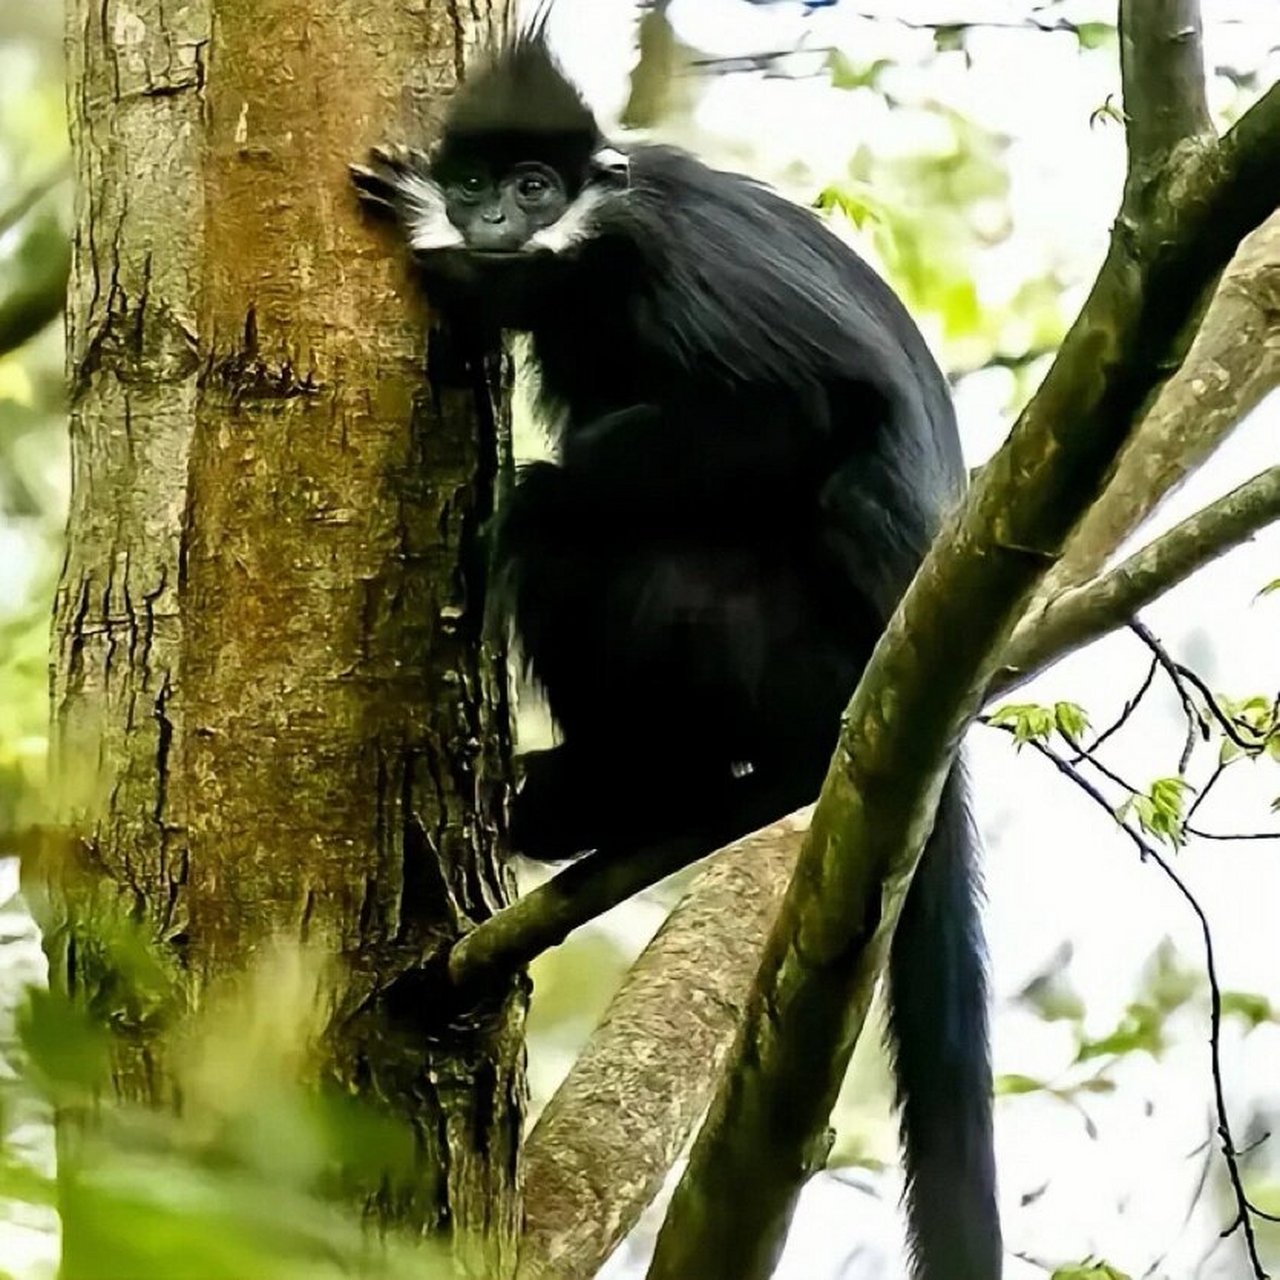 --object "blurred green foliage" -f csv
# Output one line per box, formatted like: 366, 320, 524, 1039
1, 10, 70, 837
2, 932, 453, 1280
815, 64, 1069, 386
